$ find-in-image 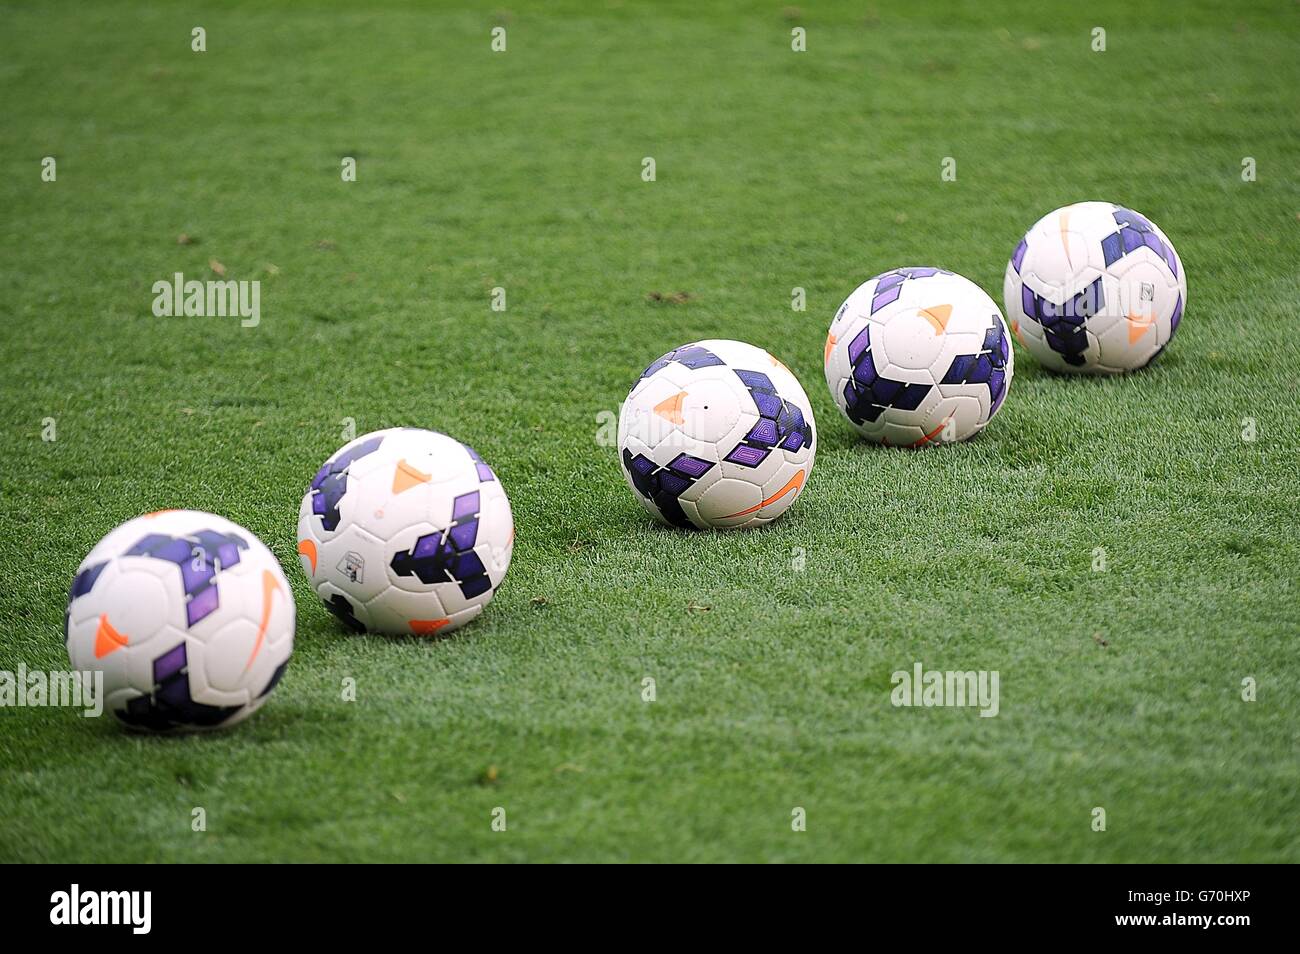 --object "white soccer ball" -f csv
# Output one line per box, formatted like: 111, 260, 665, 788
1003, 201, 1186, 373
617, 339, 816, 529
297, 427, 513, 636
65, 510, 294, 731
824, 267, 1014, 447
